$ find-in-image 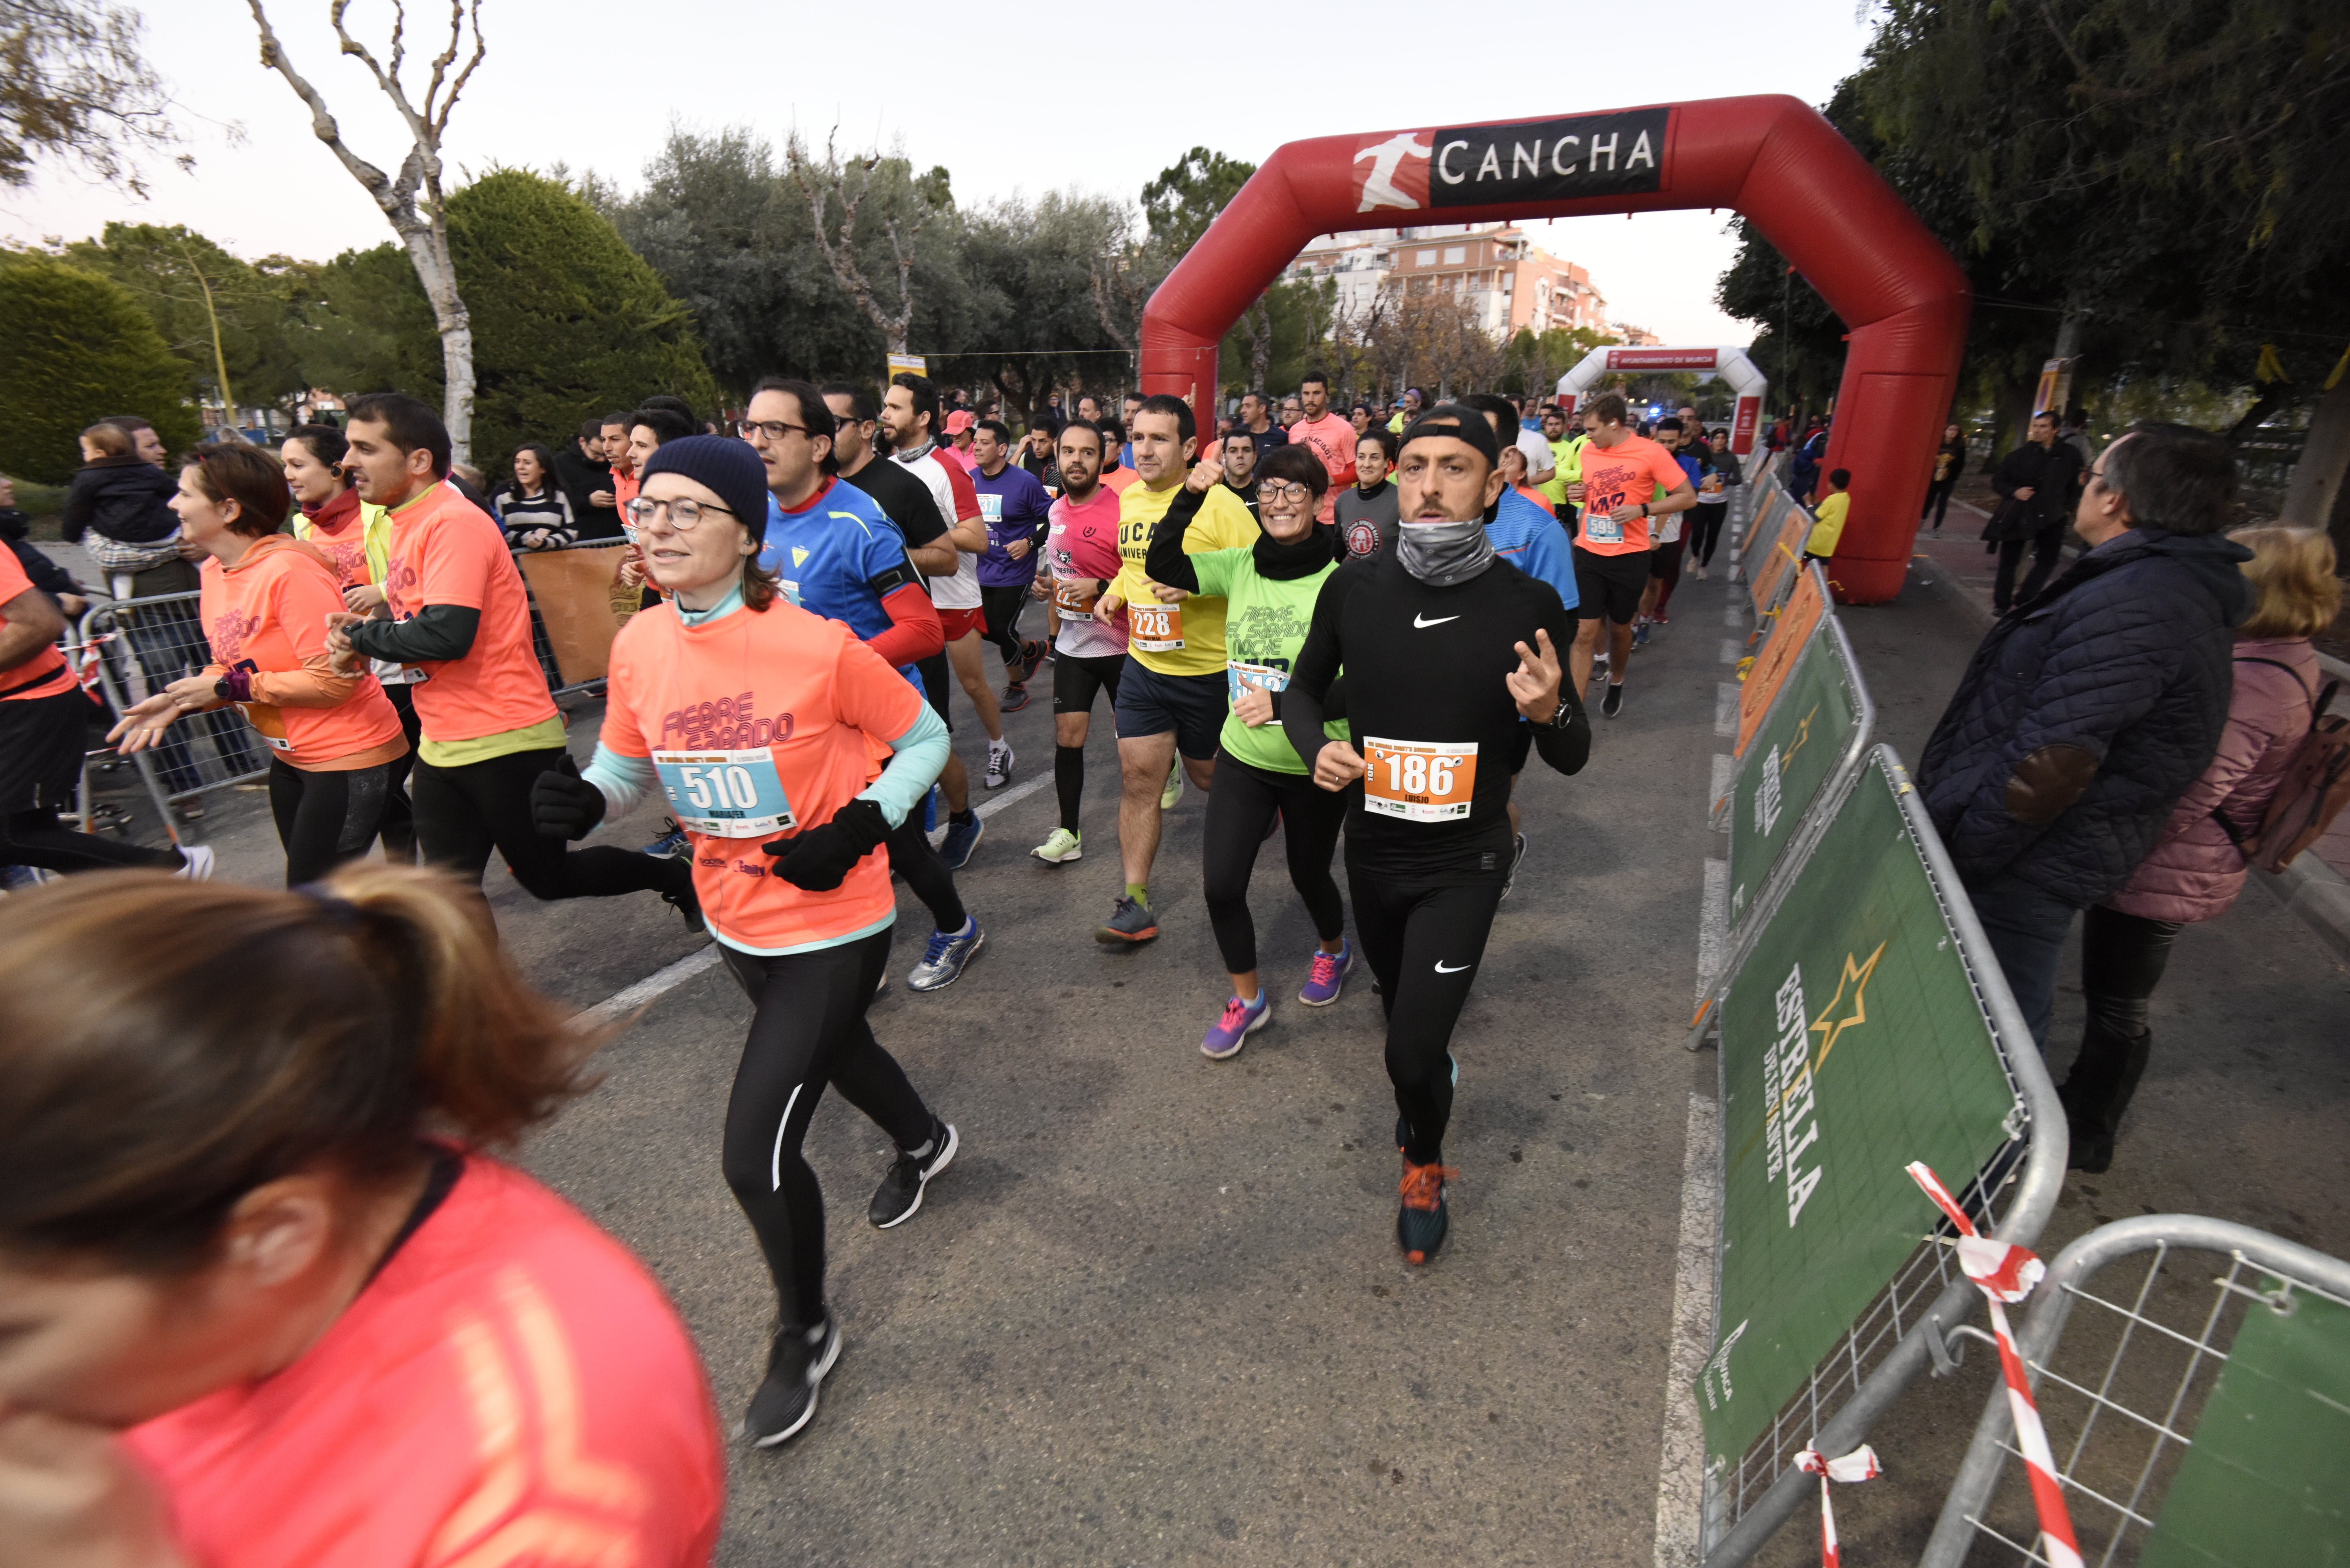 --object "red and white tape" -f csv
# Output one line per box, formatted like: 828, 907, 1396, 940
1907, 1161, 2082, 1568
1795, 1444, 1881, 1568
